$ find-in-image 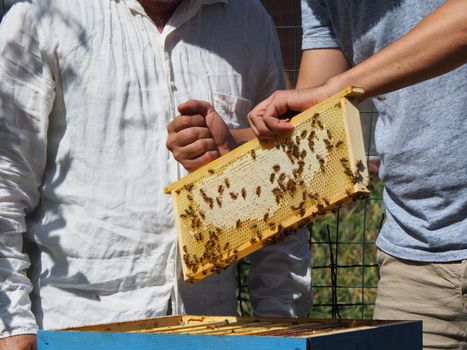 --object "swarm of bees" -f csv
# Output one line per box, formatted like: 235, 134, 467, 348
171, 102, 370, 282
